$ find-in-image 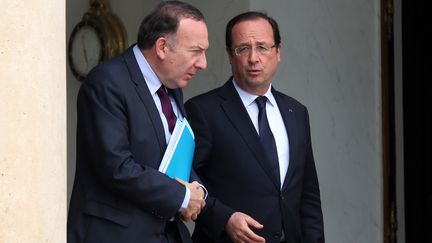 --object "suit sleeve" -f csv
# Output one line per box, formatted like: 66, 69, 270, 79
185, 99, 236, 239
300, 108, 325, 242
77, 67, 185, 219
